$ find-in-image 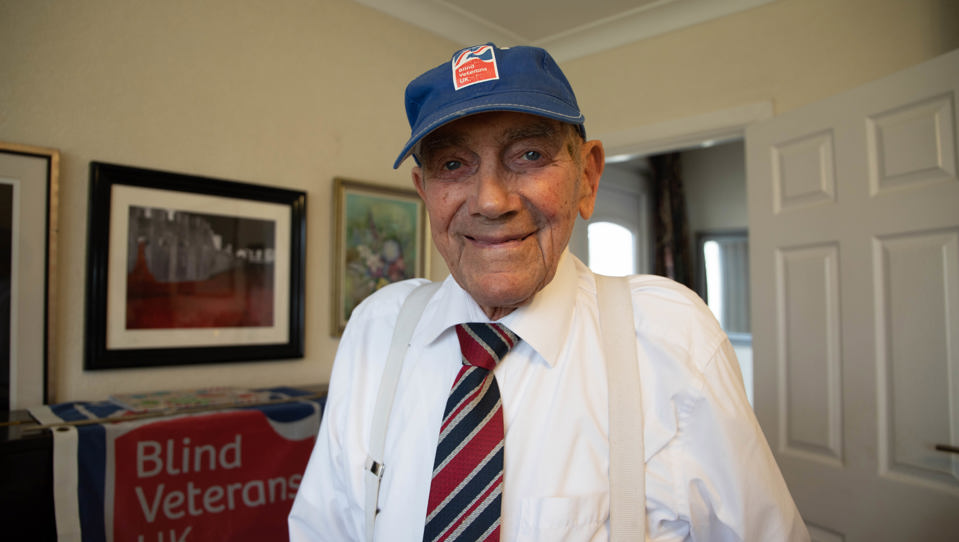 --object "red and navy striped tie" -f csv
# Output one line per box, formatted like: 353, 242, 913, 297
423, 323, 519, 542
